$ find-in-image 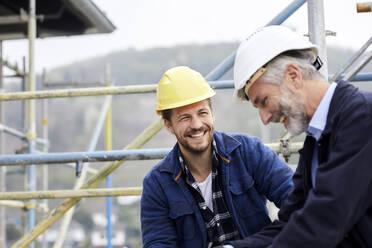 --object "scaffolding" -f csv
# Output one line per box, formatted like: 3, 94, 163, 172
1, 0, 372, 247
